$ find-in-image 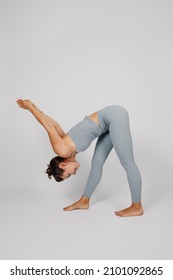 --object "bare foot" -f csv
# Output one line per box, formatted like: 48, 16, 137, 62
63, 197, 90, 211
115, 203, 144, 217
